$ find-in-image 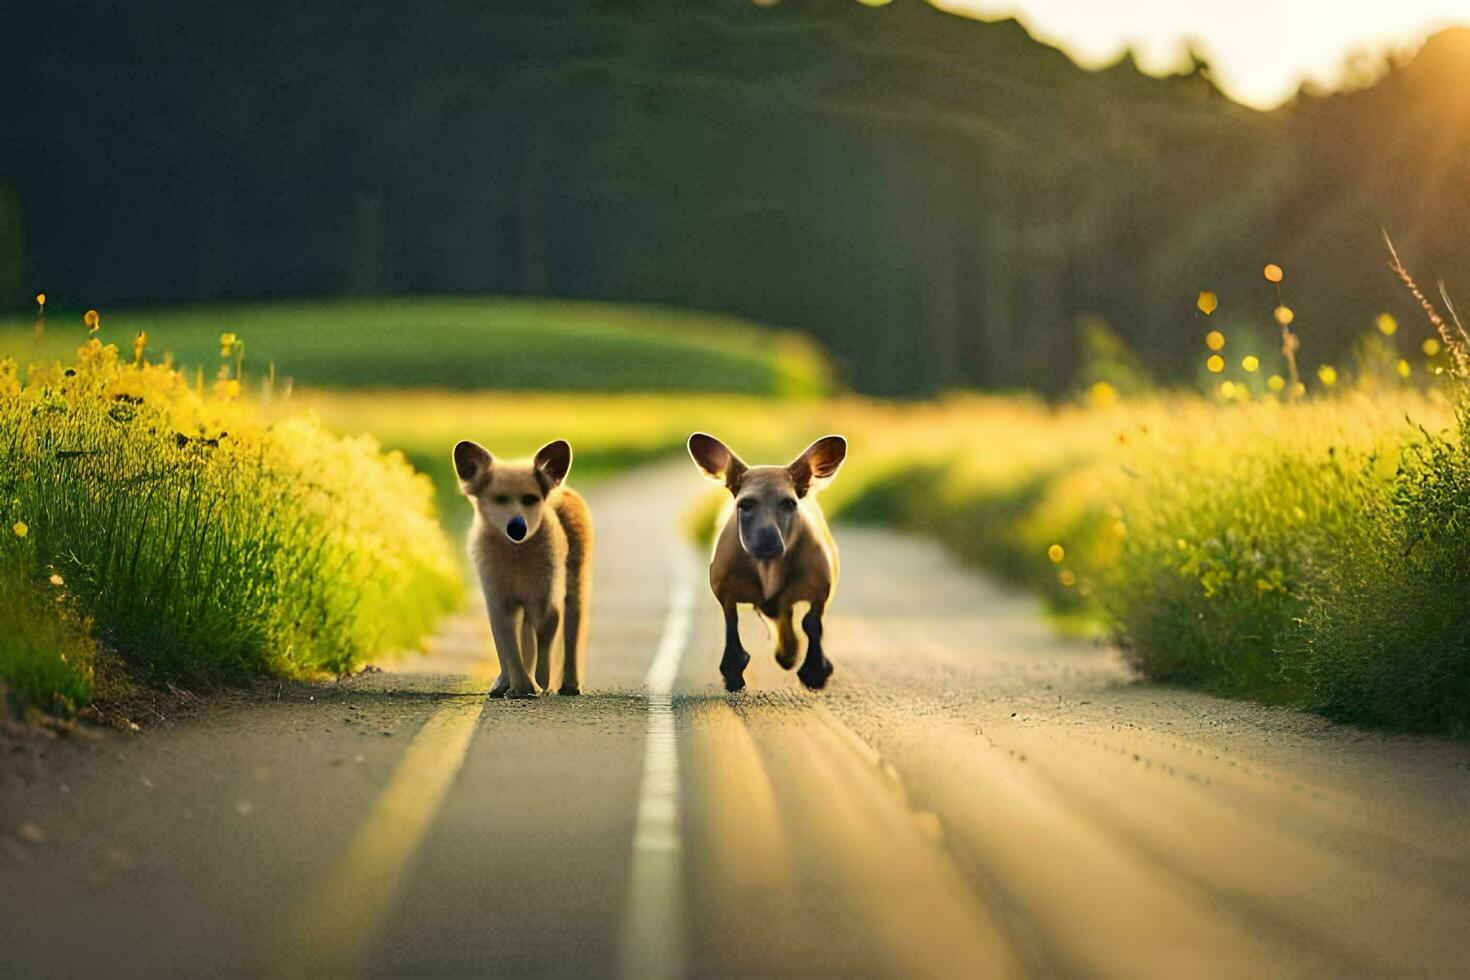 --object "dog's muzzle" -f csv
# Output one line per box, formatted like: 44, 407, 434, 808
506, 516, 528, 542
748, 528, 785, 561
